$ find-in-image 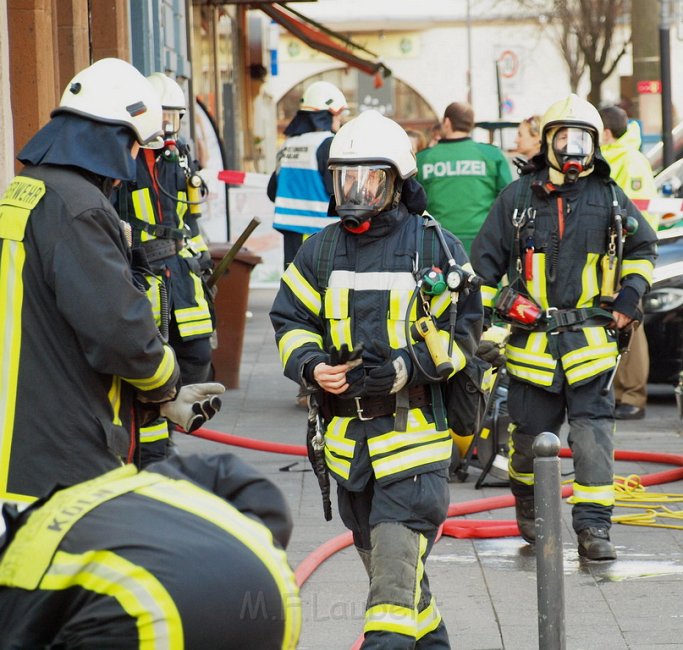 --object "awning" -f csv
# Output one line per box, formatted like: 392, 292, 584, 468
260, 3, 391, 85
